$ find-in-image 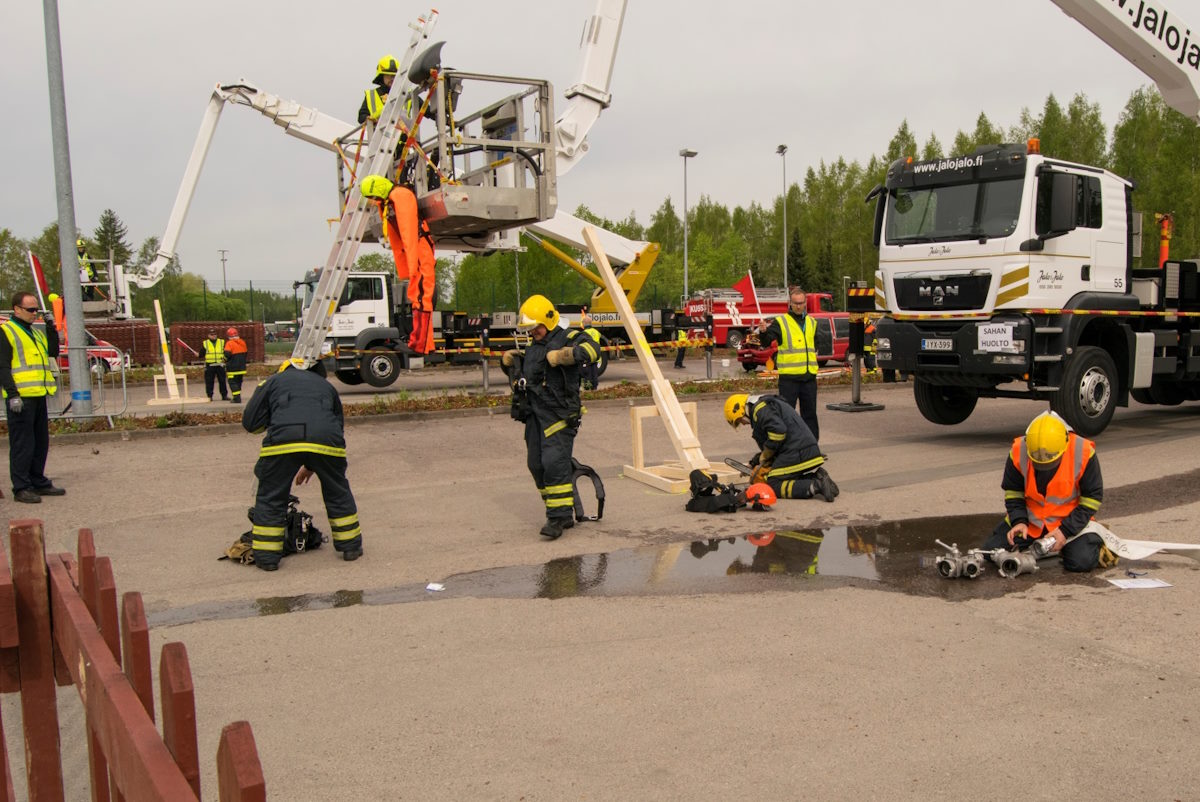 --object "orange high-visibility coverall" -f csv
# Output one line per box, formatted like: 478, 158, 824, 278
375, 186, 419, 281
407, 223, 436, 354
